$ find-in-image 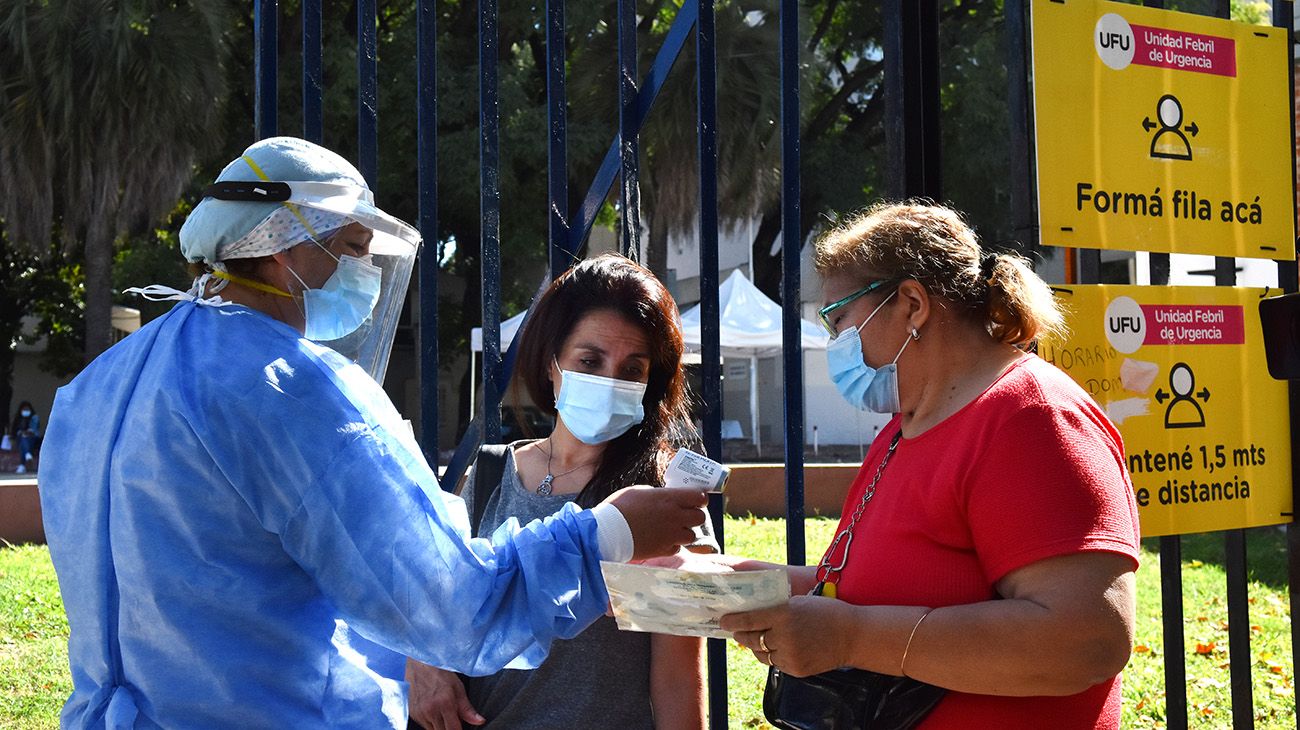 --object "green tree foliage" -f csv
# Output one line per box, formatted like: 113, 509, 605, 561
732, 0, 1030, 295
0, 224, 82, 421
0, 1, 230, 363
